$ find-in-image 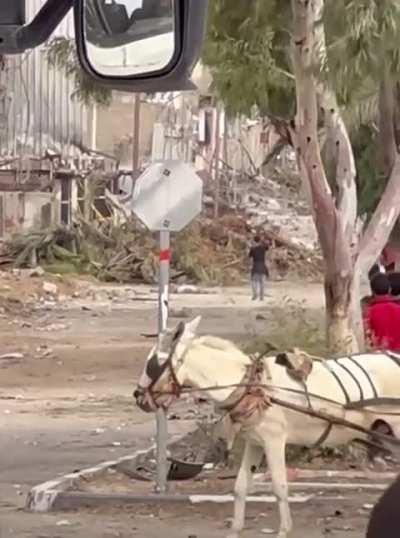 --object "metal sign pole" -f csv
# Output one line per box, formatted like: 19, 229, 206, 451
132, 160, 203, 494
155, 229, 170, 493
